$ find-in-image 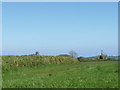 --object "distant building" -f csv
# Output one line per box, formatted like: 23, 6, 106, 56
88, 50, 107, 60
98, 50, 107, 60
